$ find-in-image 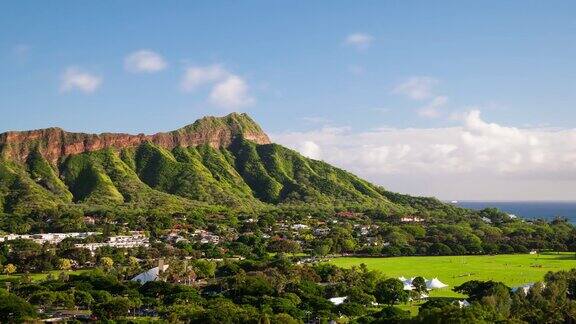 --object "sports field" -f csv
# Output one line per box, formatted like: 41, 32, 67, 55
329, 252, 576, 297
